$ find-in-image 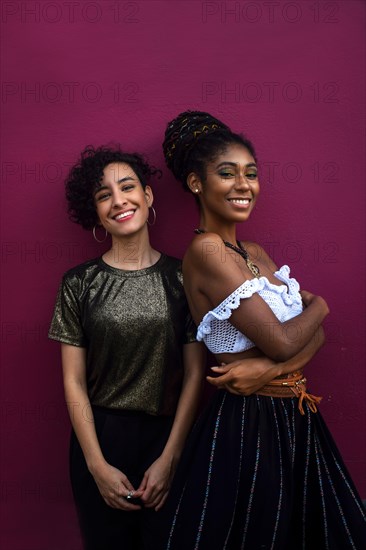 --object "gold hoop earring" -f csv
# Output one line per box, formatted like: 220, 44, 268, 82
147, 206, 156, 226
92, 225, 108, 243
